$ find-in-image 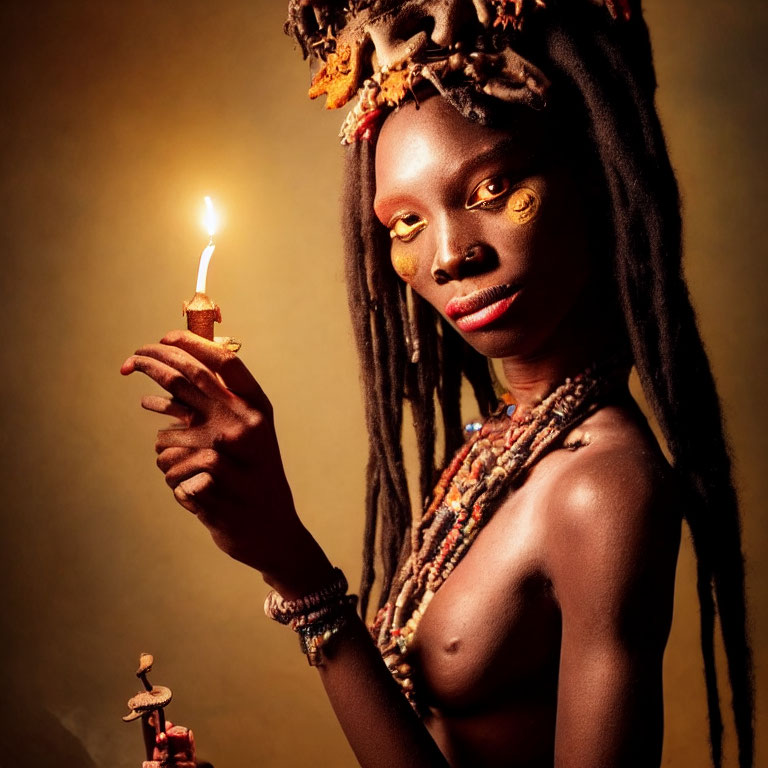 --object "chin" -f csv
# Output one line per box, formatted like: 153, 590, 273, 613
456, 325, 537, 360
454, 308, 559, 358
